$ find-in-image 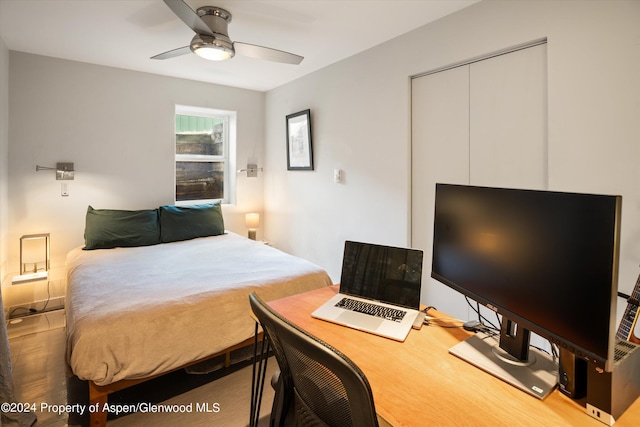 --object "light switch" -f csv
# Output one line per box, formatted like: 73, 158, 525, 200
333, 169, 343, 184
61, 182, 69, 196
